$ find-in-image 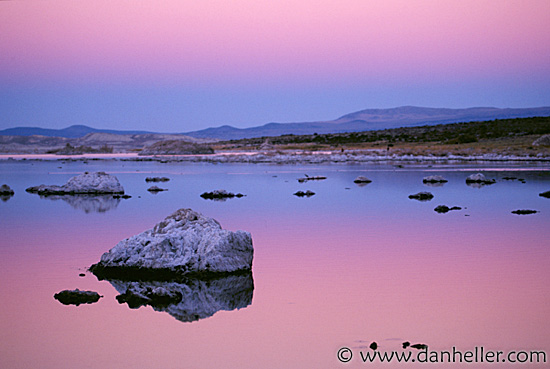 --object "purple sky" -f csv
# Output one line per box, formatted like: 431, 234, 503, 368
1, 0, 549, 132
